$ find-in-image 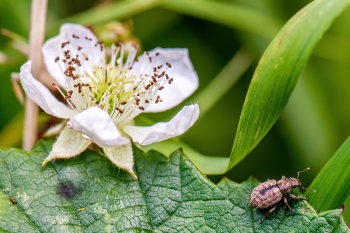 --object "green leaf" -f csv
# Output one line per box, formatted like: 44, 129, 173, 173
228, 0, 350, 170
306, 136, 350, 213
48, 0, 160, 37
159, 0, 282, 38
0, 140, 348, 232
